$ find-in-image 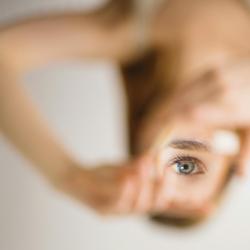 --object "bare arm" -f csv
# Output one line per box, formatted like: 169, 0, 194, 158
0, 10, 138, 185
0, 12, 137, 73
0, 65, 157, 214
0, 7, 161, 215
0, 64, 74, 184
